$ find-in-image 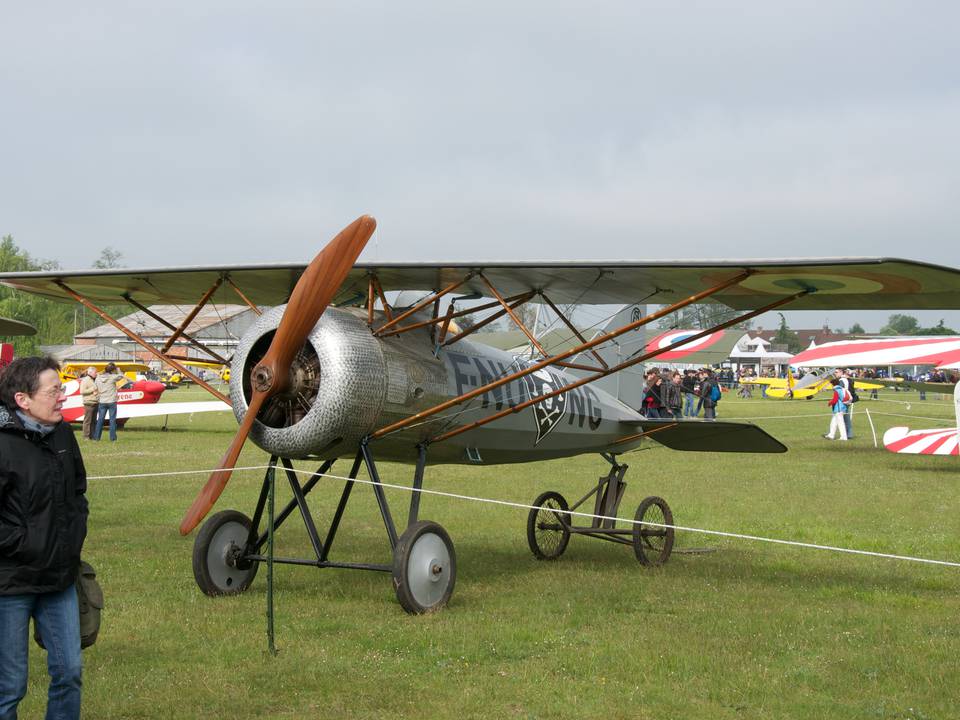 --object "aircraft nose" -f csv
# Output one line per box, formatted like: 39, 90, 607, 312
141, 380, 166, 394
